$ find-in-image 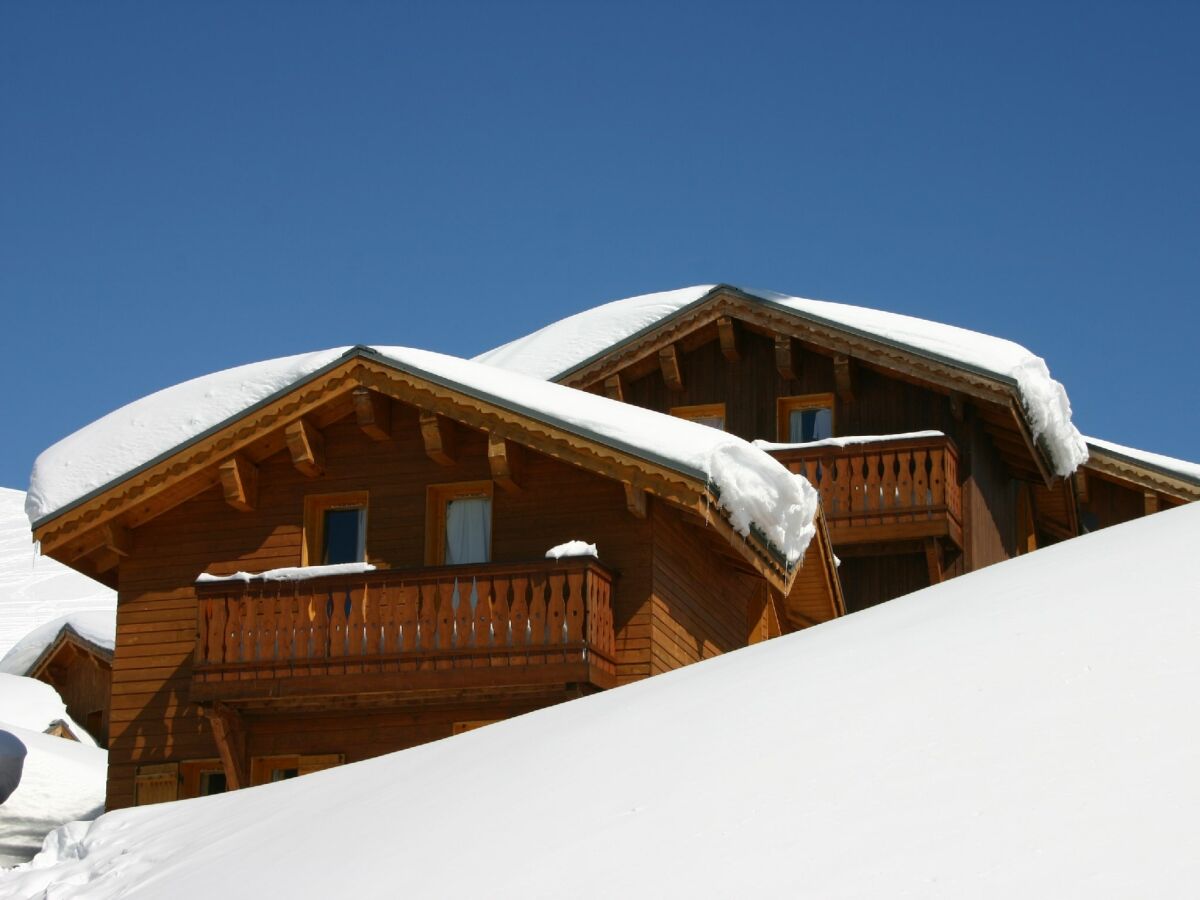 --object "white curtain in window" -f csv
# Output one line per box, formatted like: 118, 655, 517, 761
445, 497, 491, 564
